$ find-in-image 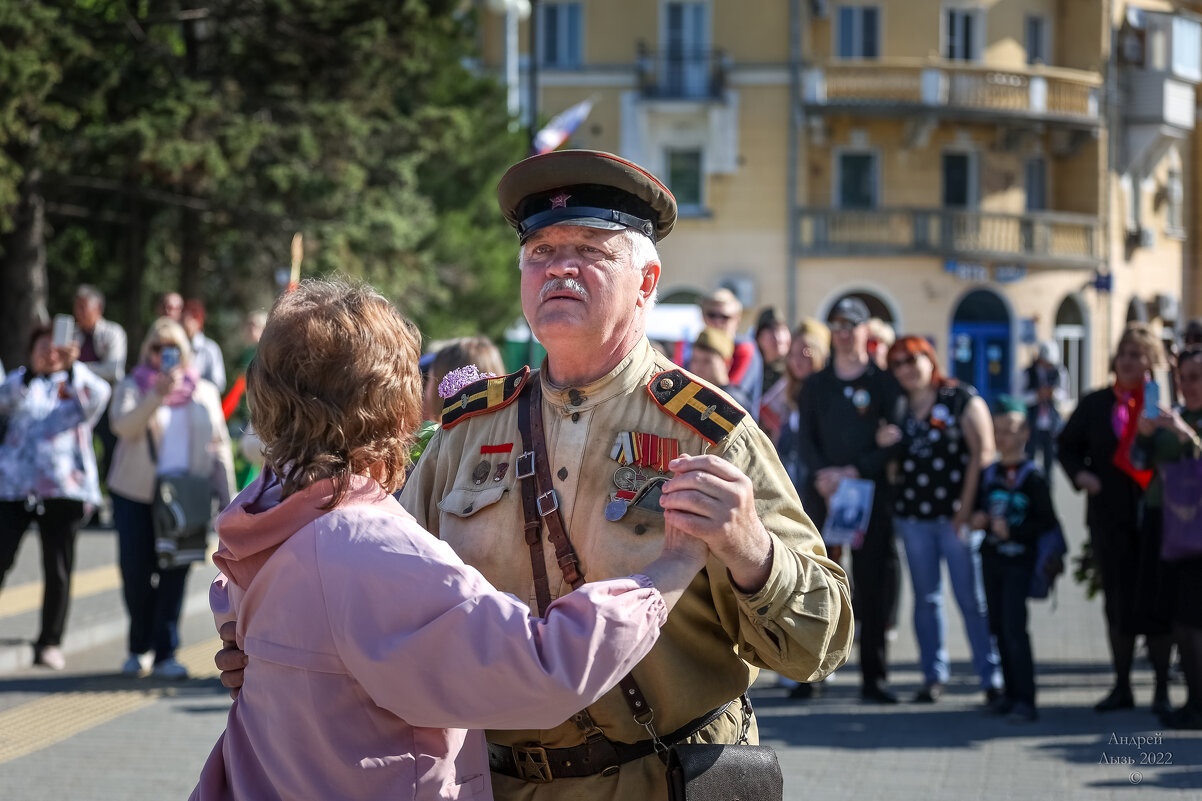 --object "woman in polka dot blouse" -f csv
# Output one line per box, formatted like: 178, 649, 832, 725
876, 336, 1002, 704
